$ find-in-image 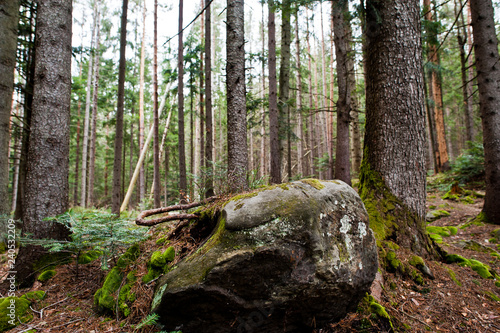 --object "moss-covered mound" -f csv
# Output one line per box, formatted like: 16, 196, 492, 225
0, 291, 46, 332
94, 244, 140, 316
